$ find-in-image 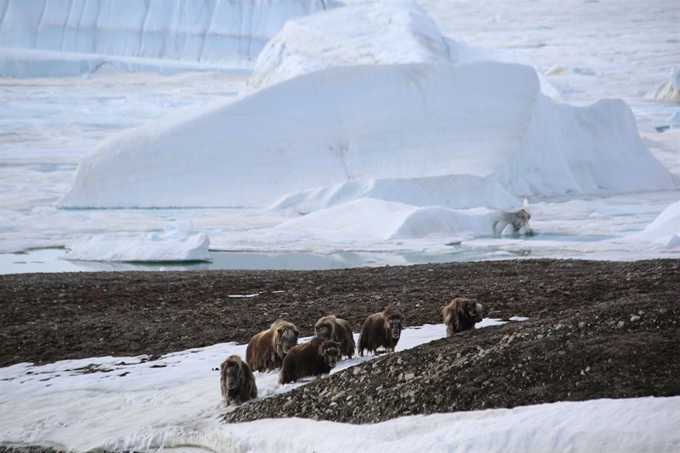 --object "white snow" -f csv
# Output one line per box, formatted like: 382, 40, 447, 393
2, 321, 678, 452
272, 175, 522, 212
274, 198, 502, 241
